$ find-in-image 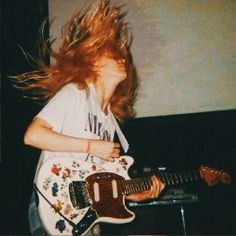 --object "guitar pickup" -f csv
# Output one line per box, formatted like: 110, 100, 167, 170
69, 181, 91, 209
